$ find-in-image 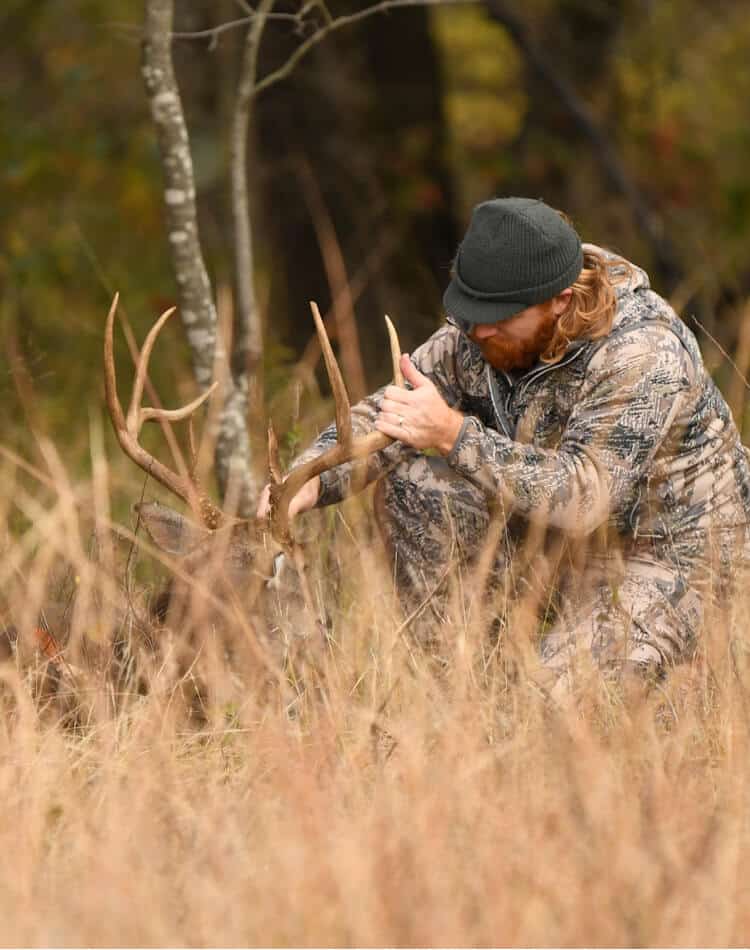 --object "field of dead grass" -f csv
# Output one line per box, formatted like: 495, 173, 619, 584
1, 440, 750, 947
